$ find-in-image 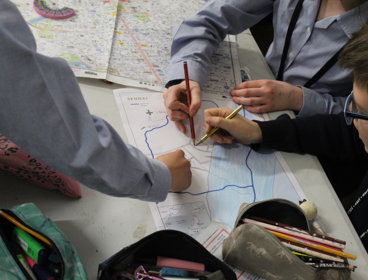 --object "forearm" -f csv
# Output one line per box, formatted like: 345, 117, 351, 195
166, 0, 273, 86
257, 113, 364, 160
0, 2, 171, 201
